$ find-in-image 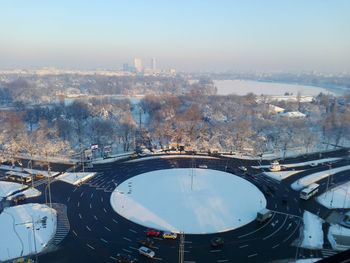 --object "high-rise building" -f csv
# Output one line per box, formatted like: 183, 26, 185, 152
151, 58, 156, 71
123, 63, 129, 72
134, 58, 142, 72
